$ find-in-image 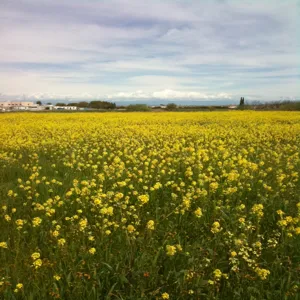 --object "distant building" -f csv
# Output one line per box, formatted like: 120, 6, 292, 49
0, 101, 48, 111
0, 101, 40, 110
53, 106, 77, 110
0, 101, 34, 109
228, 105, 237, 109
43, 105, 54, 110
